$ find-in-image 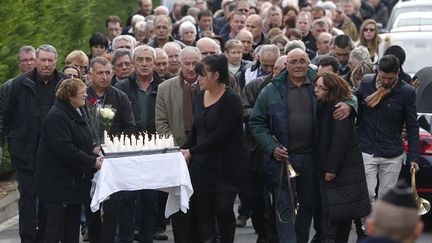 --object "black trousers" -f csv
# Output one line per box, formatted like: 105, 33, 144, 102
138, 189, 159, 243
86, 194, 120, 243
191, 191, 237, 243
43, 201, 81, 243
16, 169, 47, 243
155, 191, 168, 232
241, 169, 268, 238
171, 211, 192, 243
